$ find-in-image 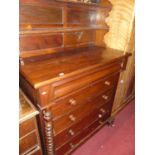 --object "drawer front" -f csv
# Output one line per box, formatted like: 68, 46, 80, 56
29, 148, 42, 155
19, 131, 38, 154
54, 102, 111, 148
51, 73, 119, 118
52, 90, 114, 134
53, 63, 121, 99
19, 118, 36, 138
55, 119, 103, 155
38, 62, 121, 107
